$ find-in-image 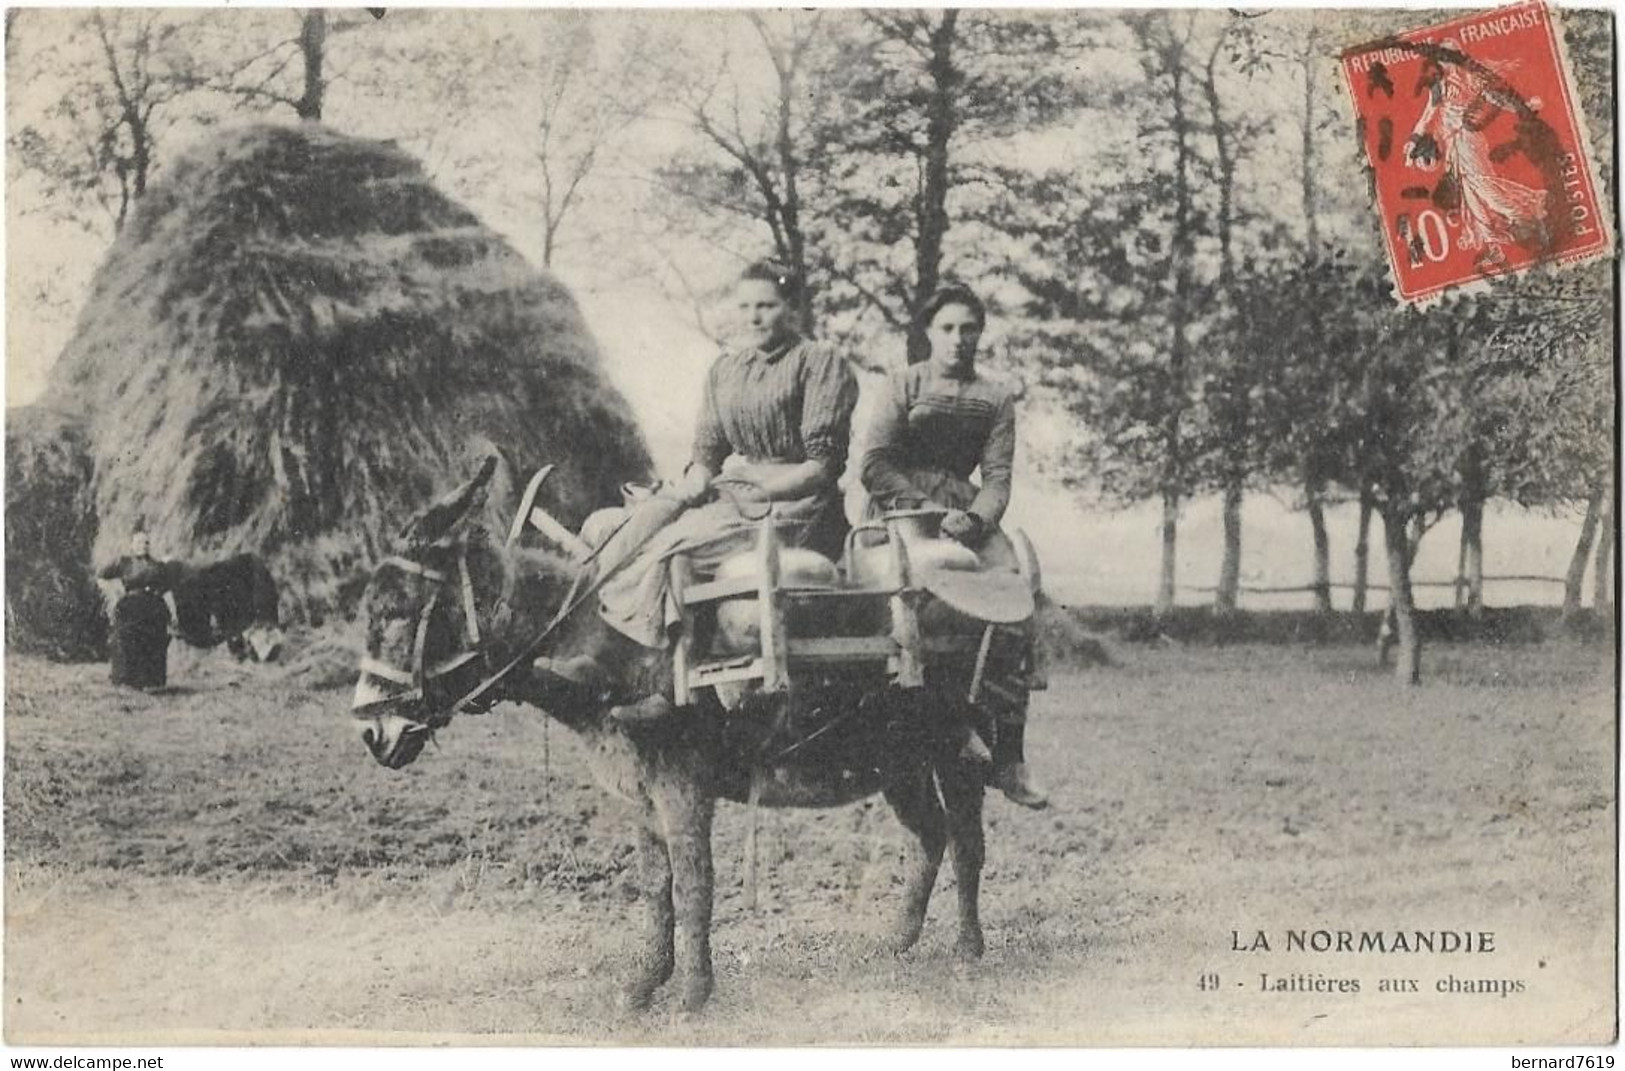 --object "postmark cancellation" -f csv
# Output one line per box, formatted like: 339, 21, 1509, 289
1339, 1, 1612, 303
